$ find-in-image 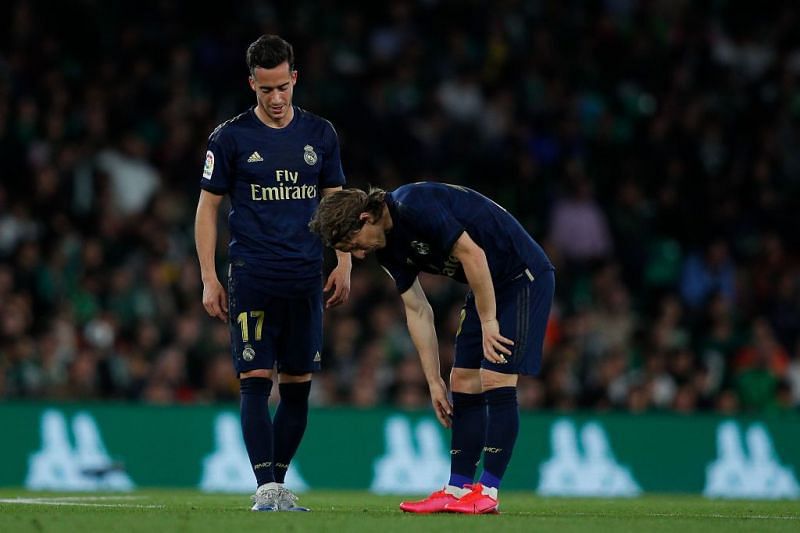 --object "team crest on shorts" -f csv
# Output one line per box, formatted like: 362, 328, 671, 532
242, 344, 255, 362
410, 241, 431, 255
303, 145, 318, 165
